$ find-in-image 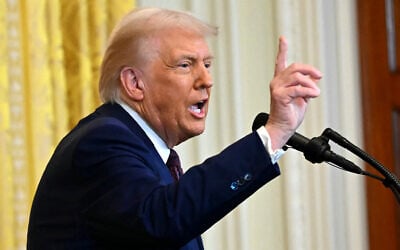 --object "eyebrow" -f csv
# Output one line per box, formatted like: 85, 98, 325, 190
180, 54, 214, 61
